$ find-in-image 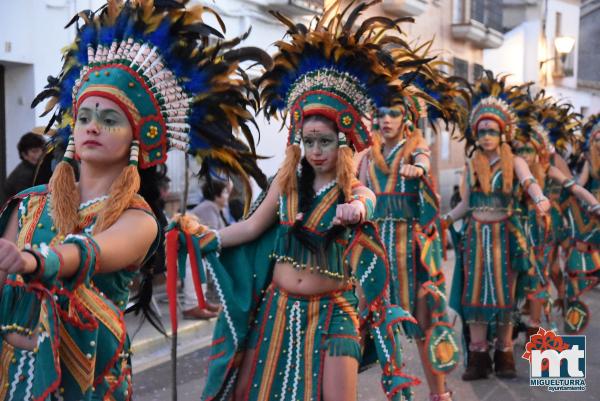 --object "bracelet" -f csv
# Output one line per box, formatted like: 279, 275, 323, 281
414, 162, 429, 175
411, 148, 431, 159
198, 229, 222, 254
22, 245, 61, 286
588, 204, 600, 213
21, 248, 41, 276
351, 194, 375, 221
532, 195, 548, 205
61, 234, 100, 290
521, 176, 537, 191
562, 178, 576, 190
